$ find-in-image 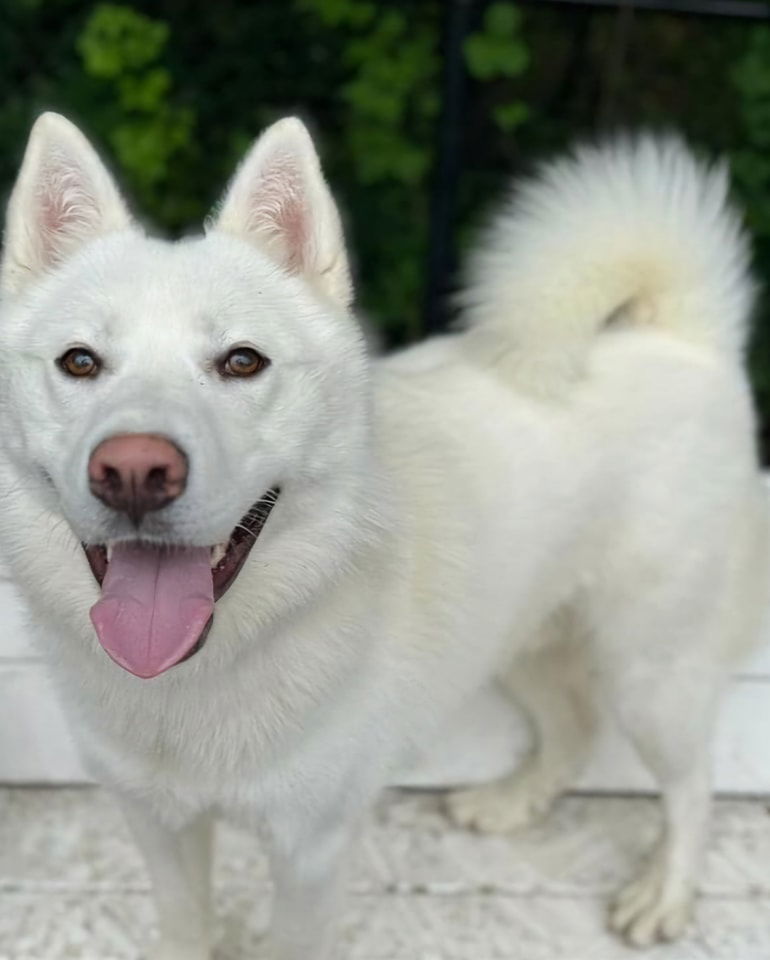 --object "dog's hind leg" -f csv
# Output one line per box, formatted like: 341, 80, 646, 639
599, 468, 766, 947
588, 562, 735, 948
600, 647, 718, 948
596, 496, 768, 948
117, 795, 213, 960
448, 608, 598, 833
